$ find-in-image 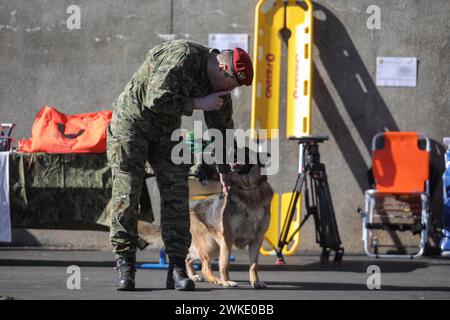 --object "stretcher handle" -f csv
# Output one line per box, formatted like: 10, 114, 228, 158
286, 0, 313, 10
0, 123, 15, 138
